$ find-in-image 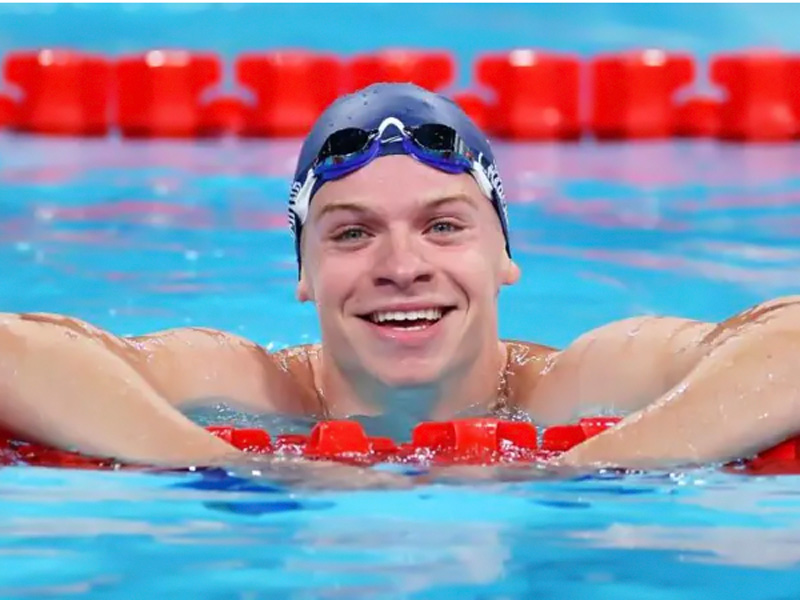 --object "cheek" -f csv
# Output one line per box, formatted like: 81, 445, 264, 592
447, 257, 500, 299
310, 257, 361, 305
457, 242, 504, 277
